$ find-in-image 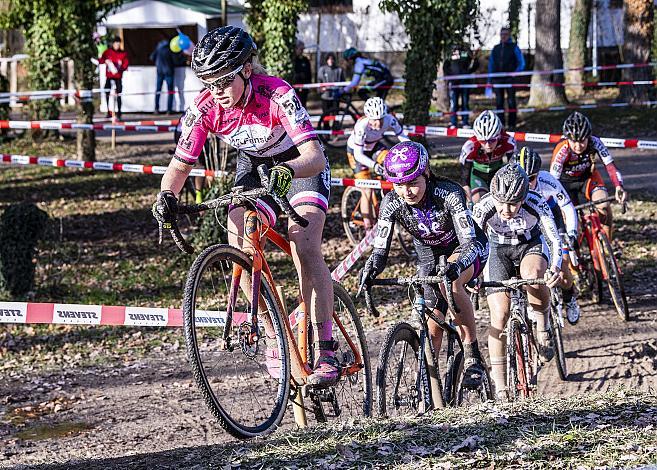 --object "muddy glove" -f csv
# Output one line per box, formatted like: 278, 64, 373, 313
544, 268, 562, 288
373, 163, 386, 177
444, 262, 462, 282
152, 190, 178, 227
359, 254, 386, 288
268, 164, 295, 198
615, 186, 628, 205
